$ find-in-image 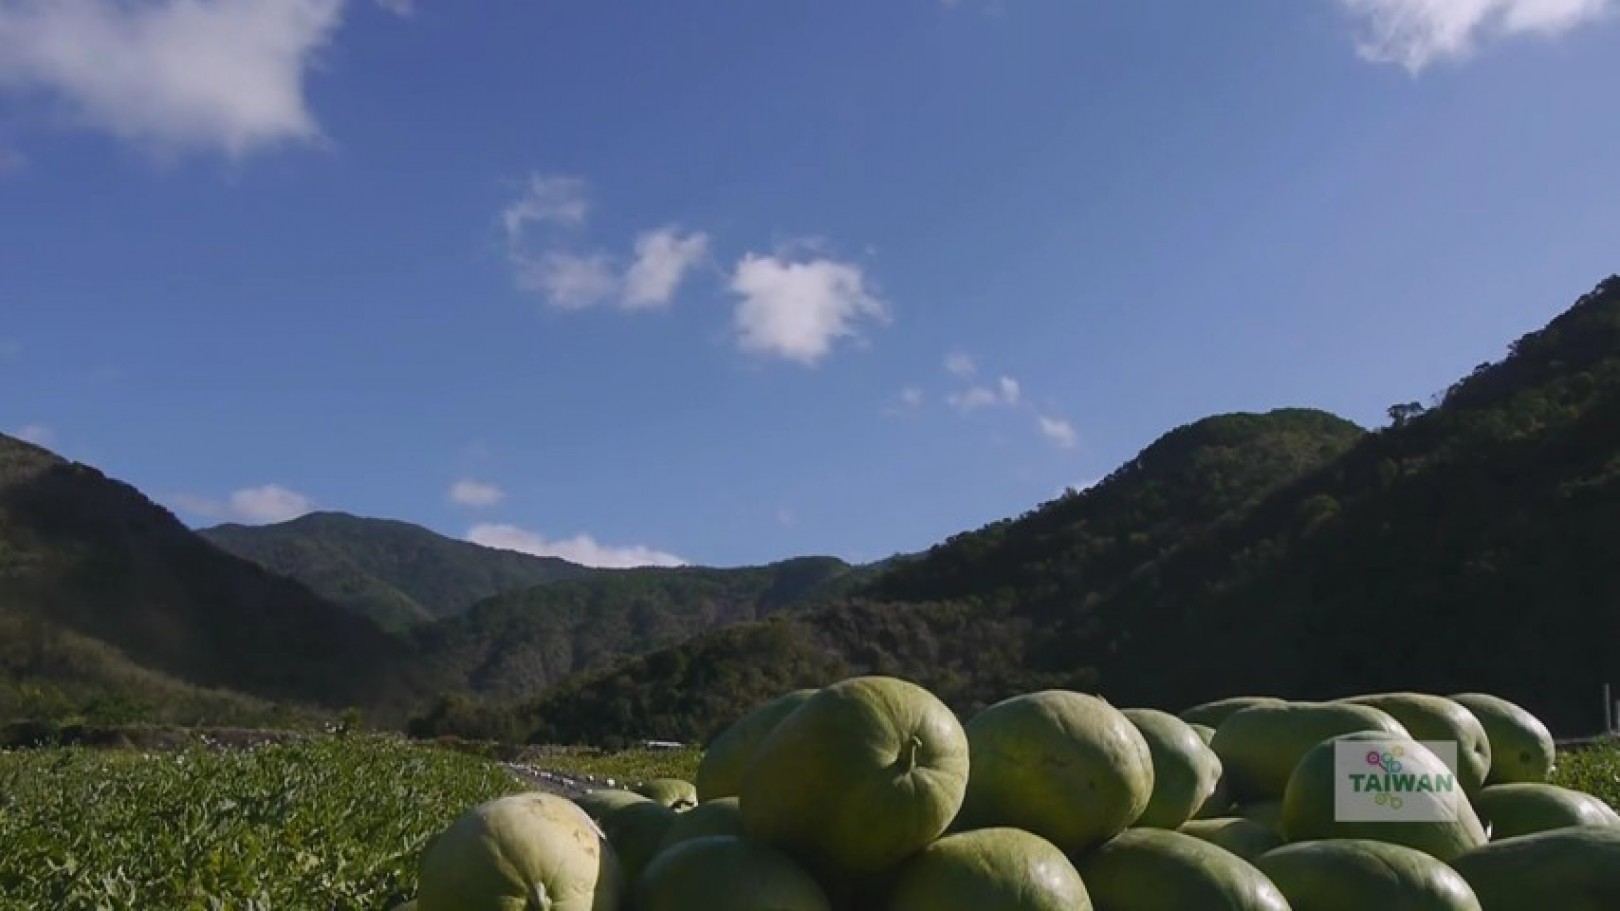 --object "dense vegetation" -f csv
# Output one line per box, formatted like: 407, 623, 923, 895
0, 441, 437, 727
411, 556, 871, 707
201, 512, 594, 632
3, 277, 1618, 749
472, 277, 1620, 746
0, 735, 523, 910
